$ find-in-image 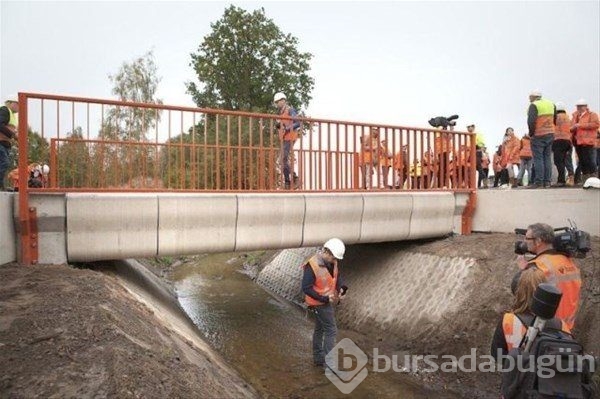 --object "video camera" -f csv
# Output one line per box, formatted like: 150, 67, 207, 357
514, 221, 591, 258
428, 114, 459, 130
